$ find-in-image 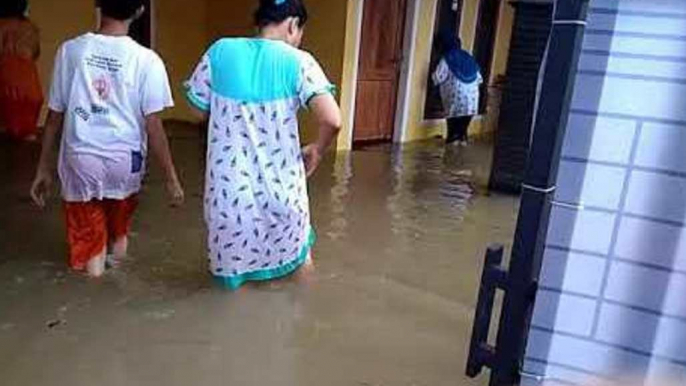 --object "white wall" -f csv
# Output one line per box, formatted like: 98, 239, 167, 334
524, 0, 686, 384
